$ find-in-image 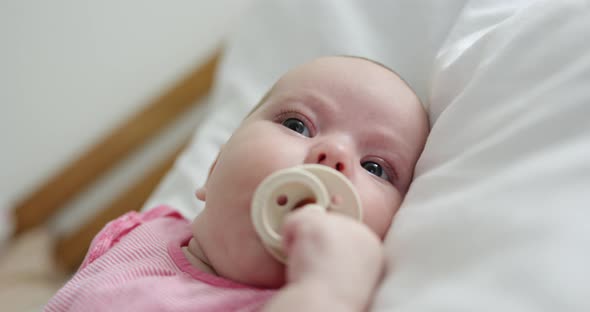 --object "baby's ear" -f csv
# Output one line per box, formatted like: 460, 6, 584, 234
195, 187, 206, 201
195, 147, 223, 202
